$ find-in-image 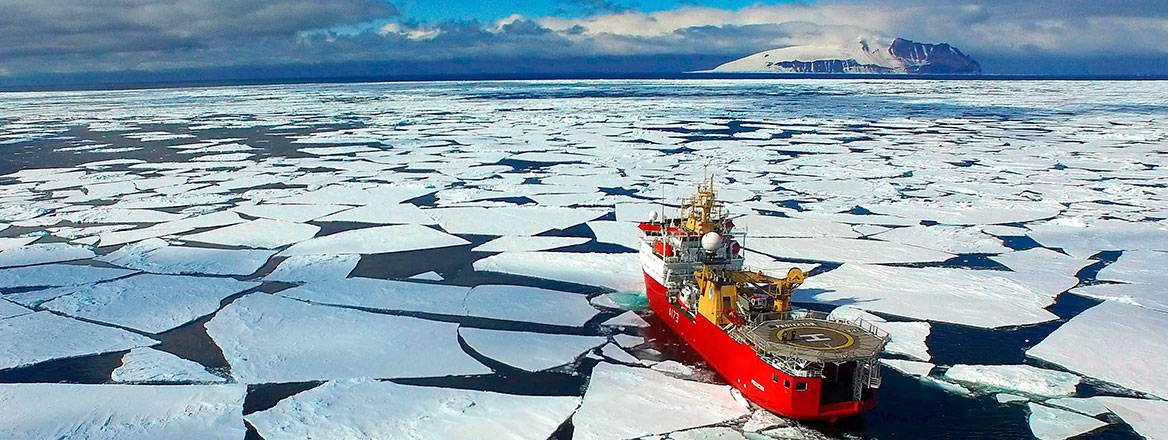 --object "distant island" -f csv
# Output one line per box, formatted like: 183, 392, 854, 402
712, 37, 981, 74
